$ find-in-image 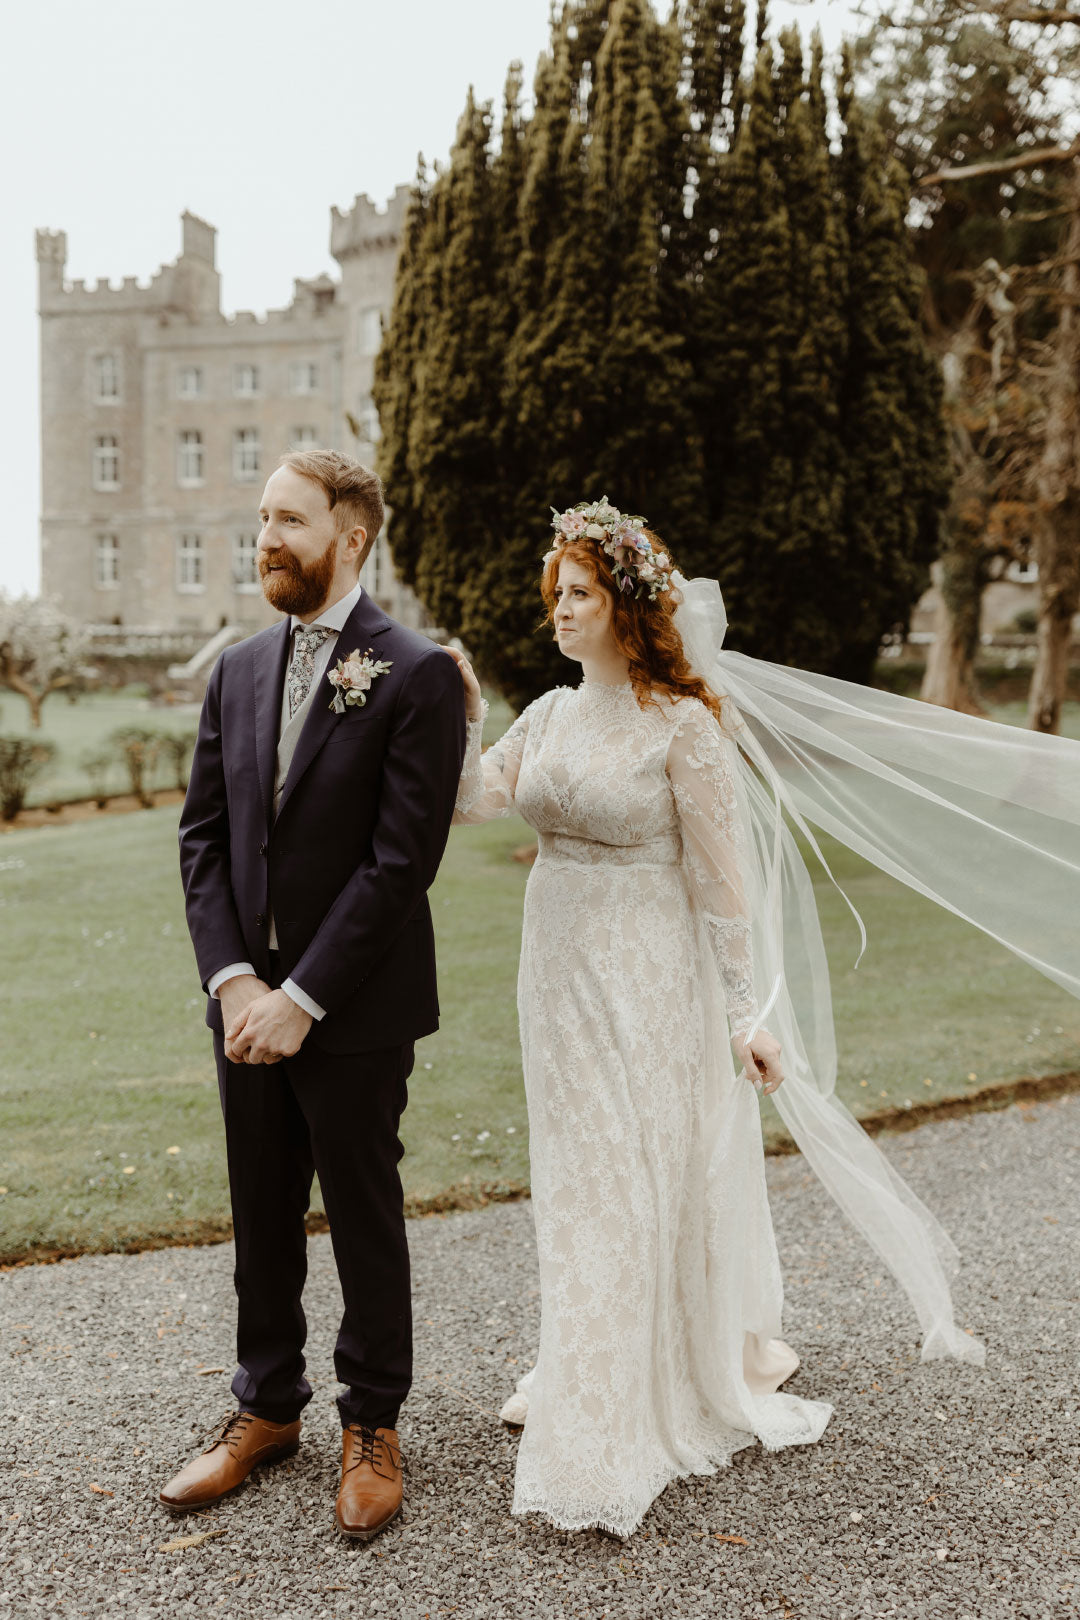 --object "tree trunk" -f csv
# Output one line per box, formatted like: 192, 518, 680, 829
920, 554, 989, 713
0, 669, 45, 729
1028, 160, 1080, 734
